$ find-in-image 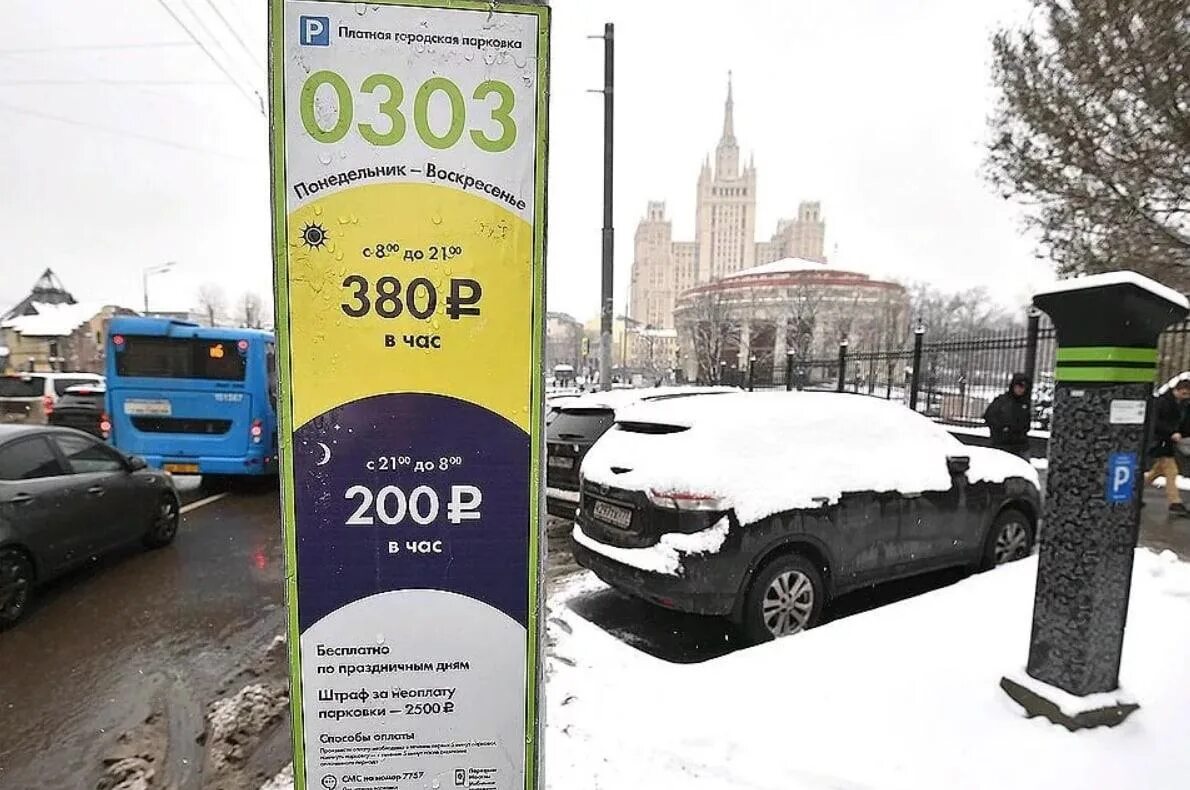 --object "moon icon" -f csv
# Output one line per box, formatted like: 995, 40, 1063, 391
315, 442, 331, 466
